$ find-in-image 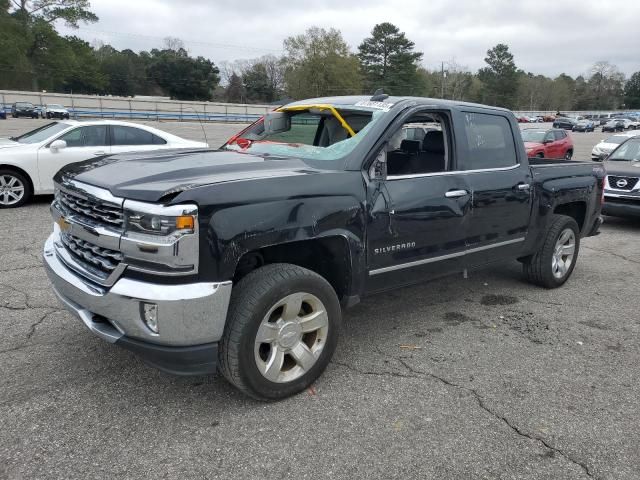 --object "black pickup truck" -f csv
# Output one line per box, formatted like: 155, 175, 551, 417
43, 95, 604, 400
